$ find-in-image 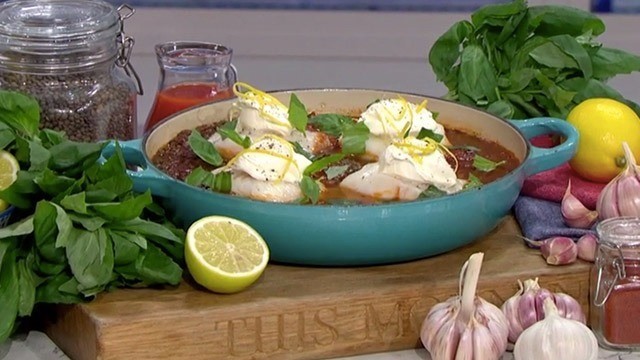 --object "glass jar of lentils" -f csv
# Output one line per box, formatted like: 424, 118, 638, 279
0, 0, 142, 142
